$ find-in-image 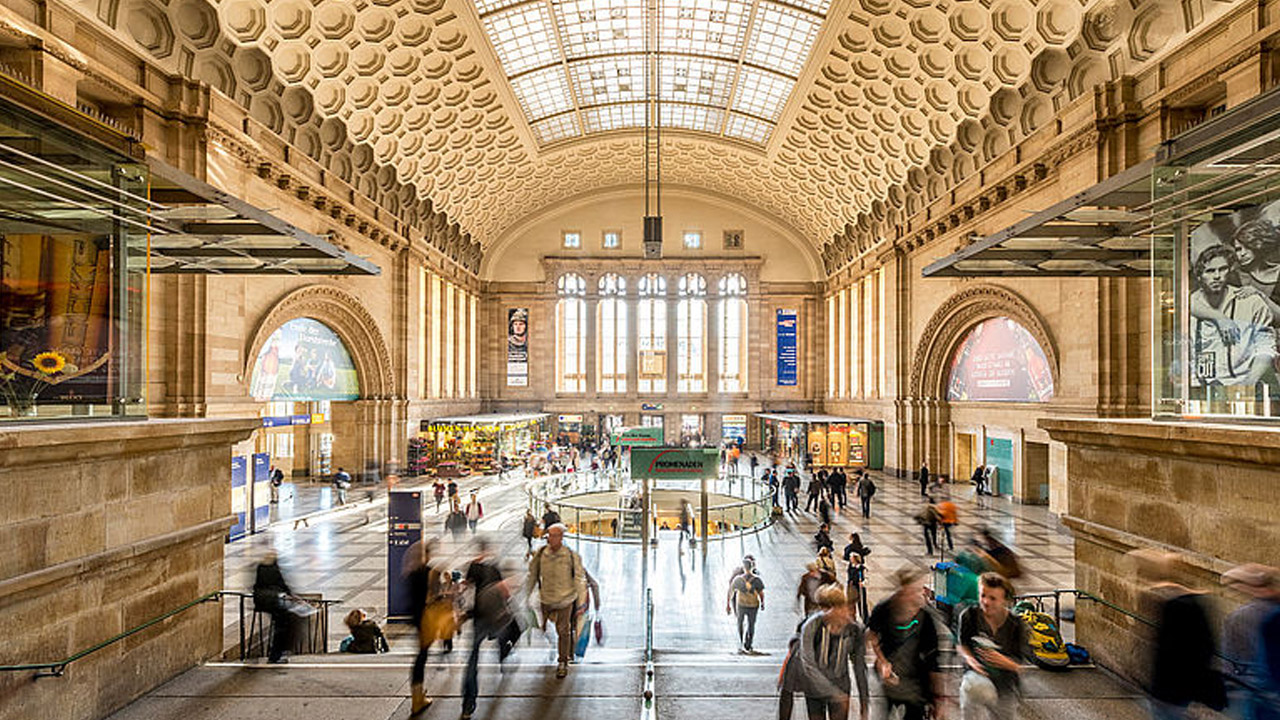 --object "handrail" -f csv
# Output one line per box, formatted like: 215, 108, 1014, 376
0, 590, 341, 678
0, 591, 222, 678
640, 587, 656, 720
